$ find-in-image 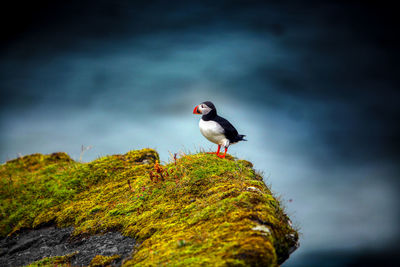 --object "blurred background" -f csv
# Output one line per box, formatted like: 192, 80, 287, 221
0, 0, 399, 266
